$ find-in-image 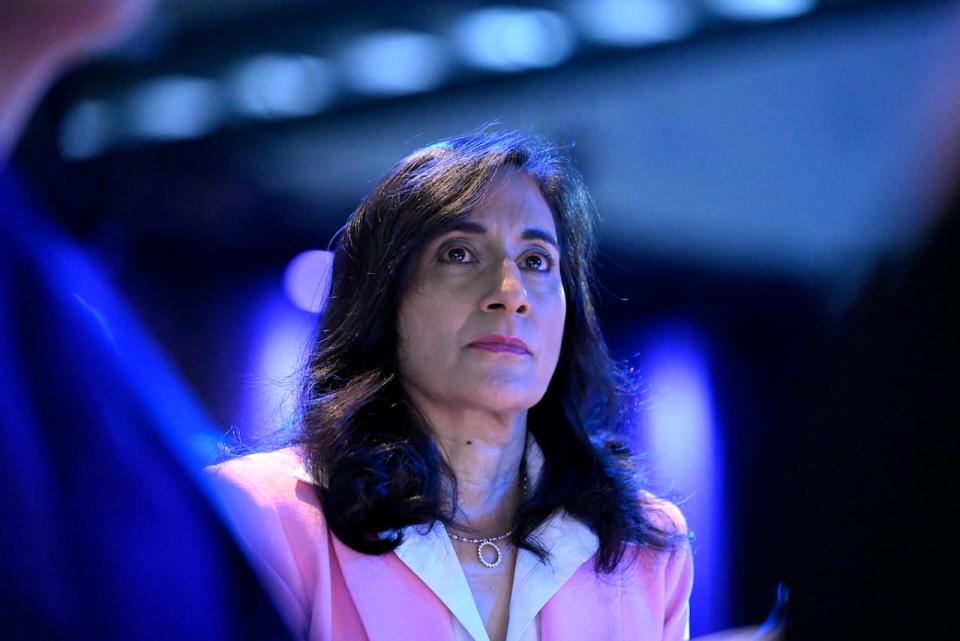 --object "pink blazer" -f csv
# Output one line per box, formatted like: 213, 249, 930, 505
207, 448, 693, 641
